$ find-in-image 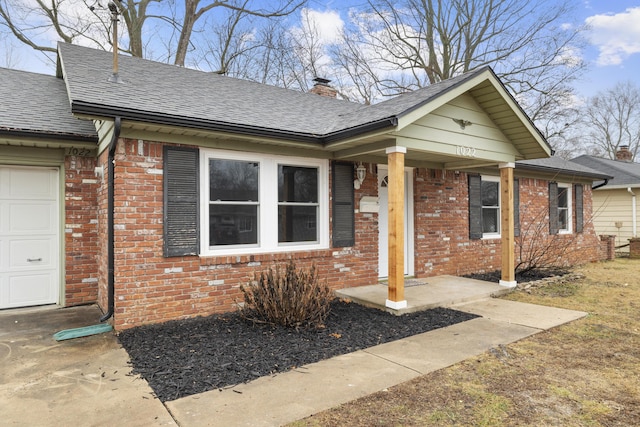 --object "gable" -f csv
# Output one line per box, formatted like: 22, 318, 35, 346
393, 92, 521, 168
